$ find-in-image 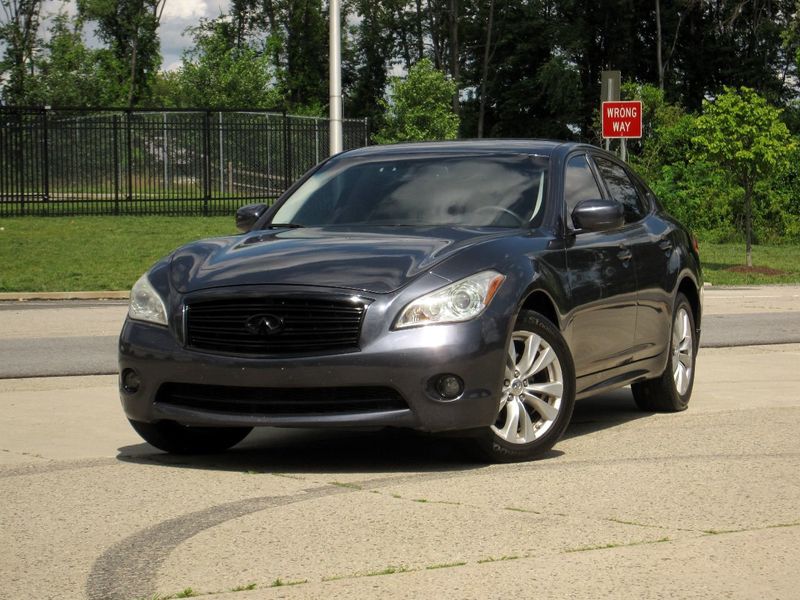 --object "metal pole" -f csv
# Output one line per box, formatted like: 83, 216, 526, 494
605, 76, 614, 152
621, 138, 627, 162
329, 0, 343, 155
